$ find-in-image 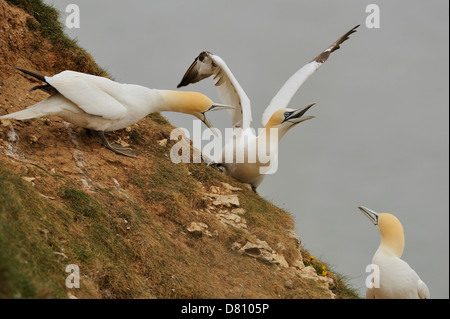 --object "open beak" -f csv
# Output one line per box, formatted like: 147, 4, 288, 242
283, 103, 316, 124
207, 103, 235, 112
358, 206, 379, 226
